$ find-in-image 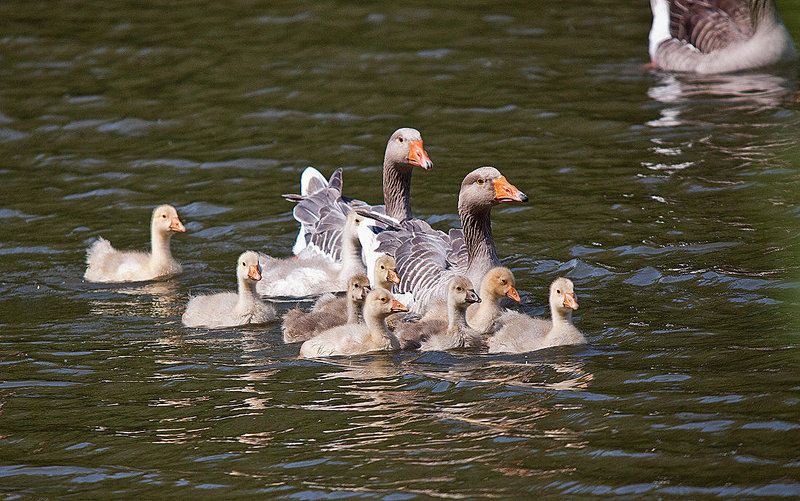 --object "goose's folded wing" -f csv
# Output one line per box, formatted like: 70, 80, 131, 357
371, 219, 457, 310
285, 167, 384, 262
669, 0, 750, 53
